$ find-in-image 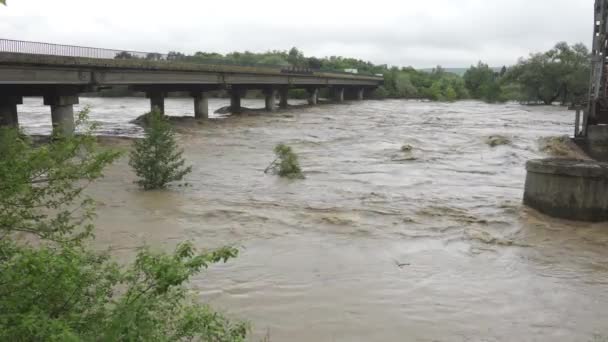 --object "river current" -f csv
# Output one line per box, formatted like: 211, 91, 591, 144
18, 97, 608, 341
